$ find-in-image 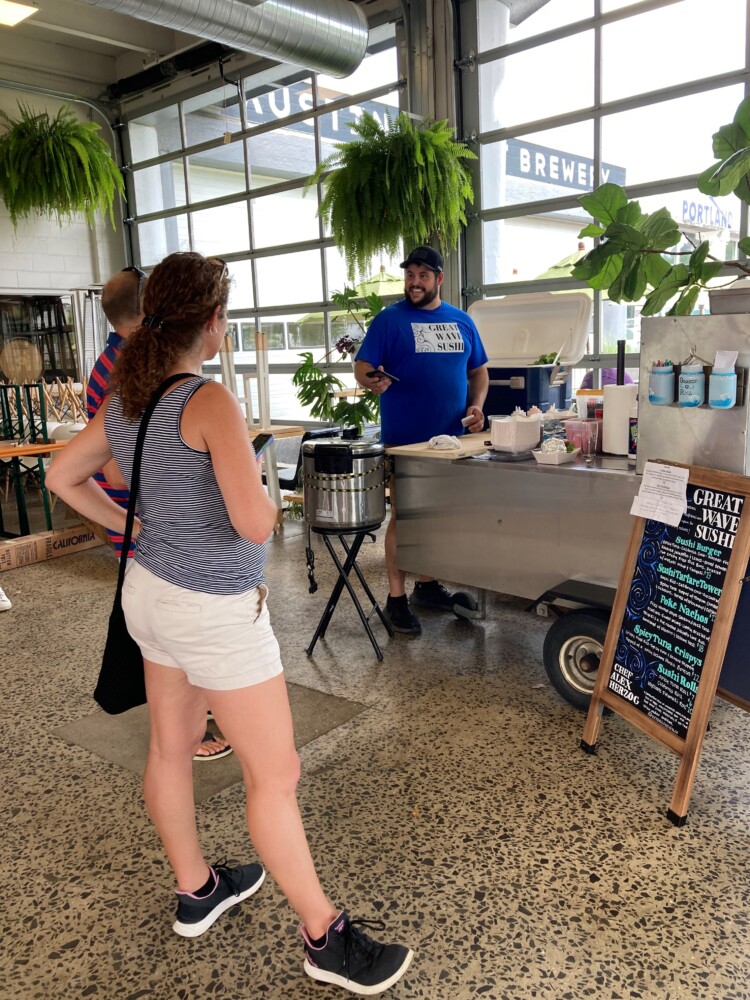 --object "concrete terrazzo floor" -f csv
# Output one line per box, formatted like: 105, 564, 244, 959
3, 511, 750, 999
